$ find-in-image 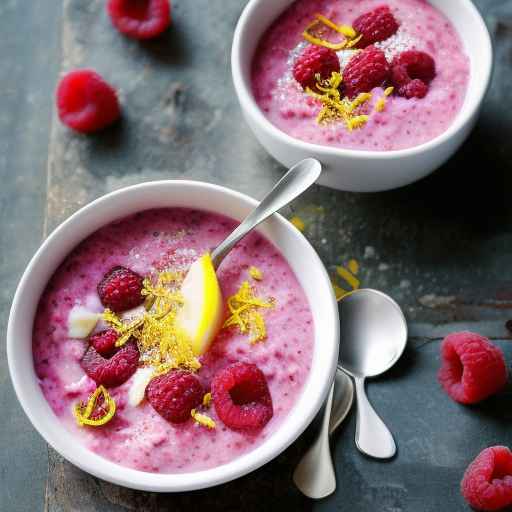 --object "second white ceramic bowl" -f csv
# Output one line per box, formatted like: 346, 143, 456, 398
232, 0, 492, 192
7, 180, 339, 492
